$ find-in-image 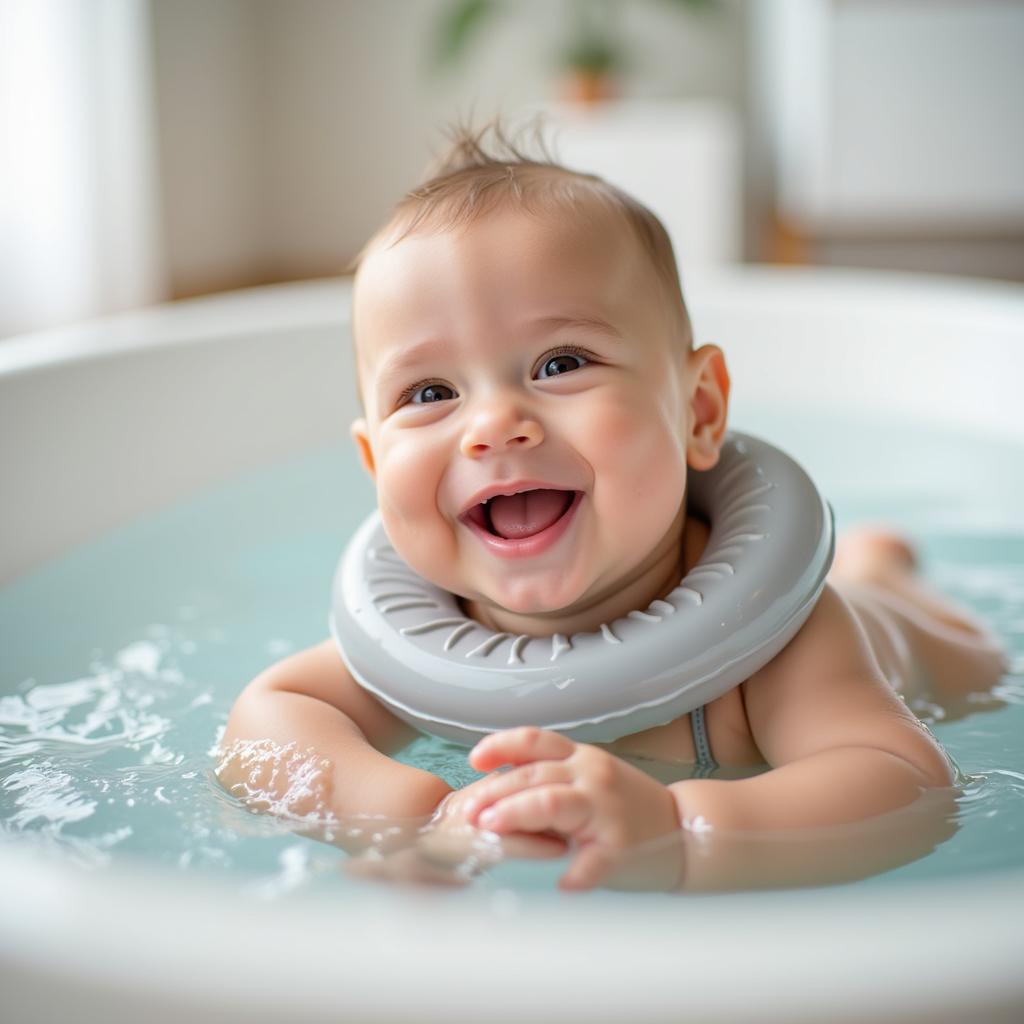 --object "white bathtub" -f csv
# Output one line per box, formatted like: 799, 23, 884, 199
2, 268, 1023, 1022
